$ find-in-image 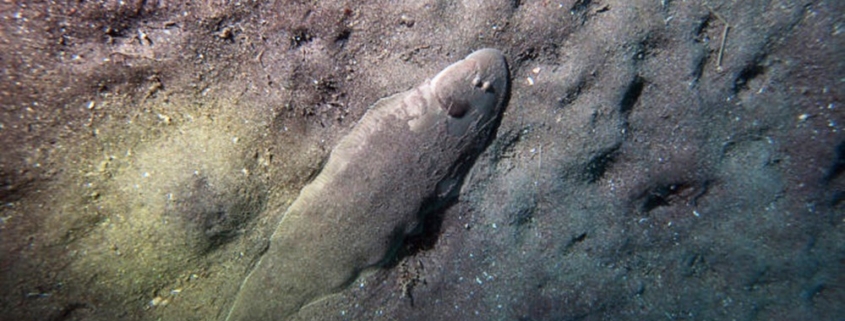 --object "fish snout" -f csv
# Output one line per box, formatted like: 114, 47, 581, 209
431, 48, 509, 135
